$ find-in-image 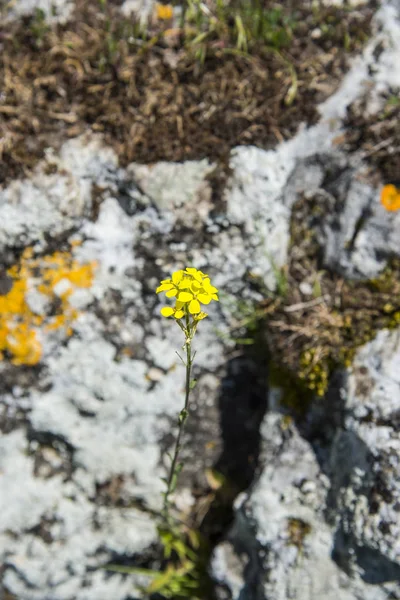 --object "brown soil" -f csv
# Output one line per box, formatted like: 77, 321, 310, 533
0, 0, 375, 185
